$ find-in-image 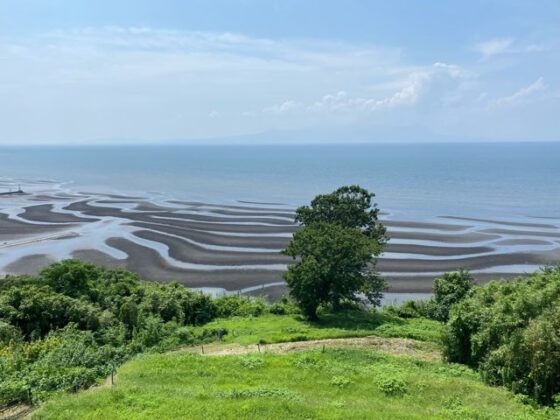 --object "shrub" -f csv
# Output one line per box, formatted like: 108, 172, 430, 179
376, 375, 407, 396
385, 300, 433, 319
214, 295, 266, 318
443, 266, 560, 405
268, 300, 299, 315
240, 356, 265, 369
0, 320, 22, 345
330, 376, 352, 388
0, 261, 226, 406
431, 269, 474, 322
0, 379, 30, 406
